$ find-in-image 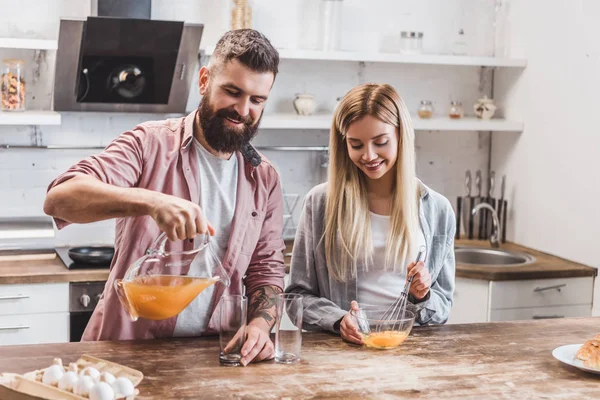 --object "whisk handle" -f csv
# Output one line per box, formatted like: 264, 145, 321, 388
404, 246, 426, 291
